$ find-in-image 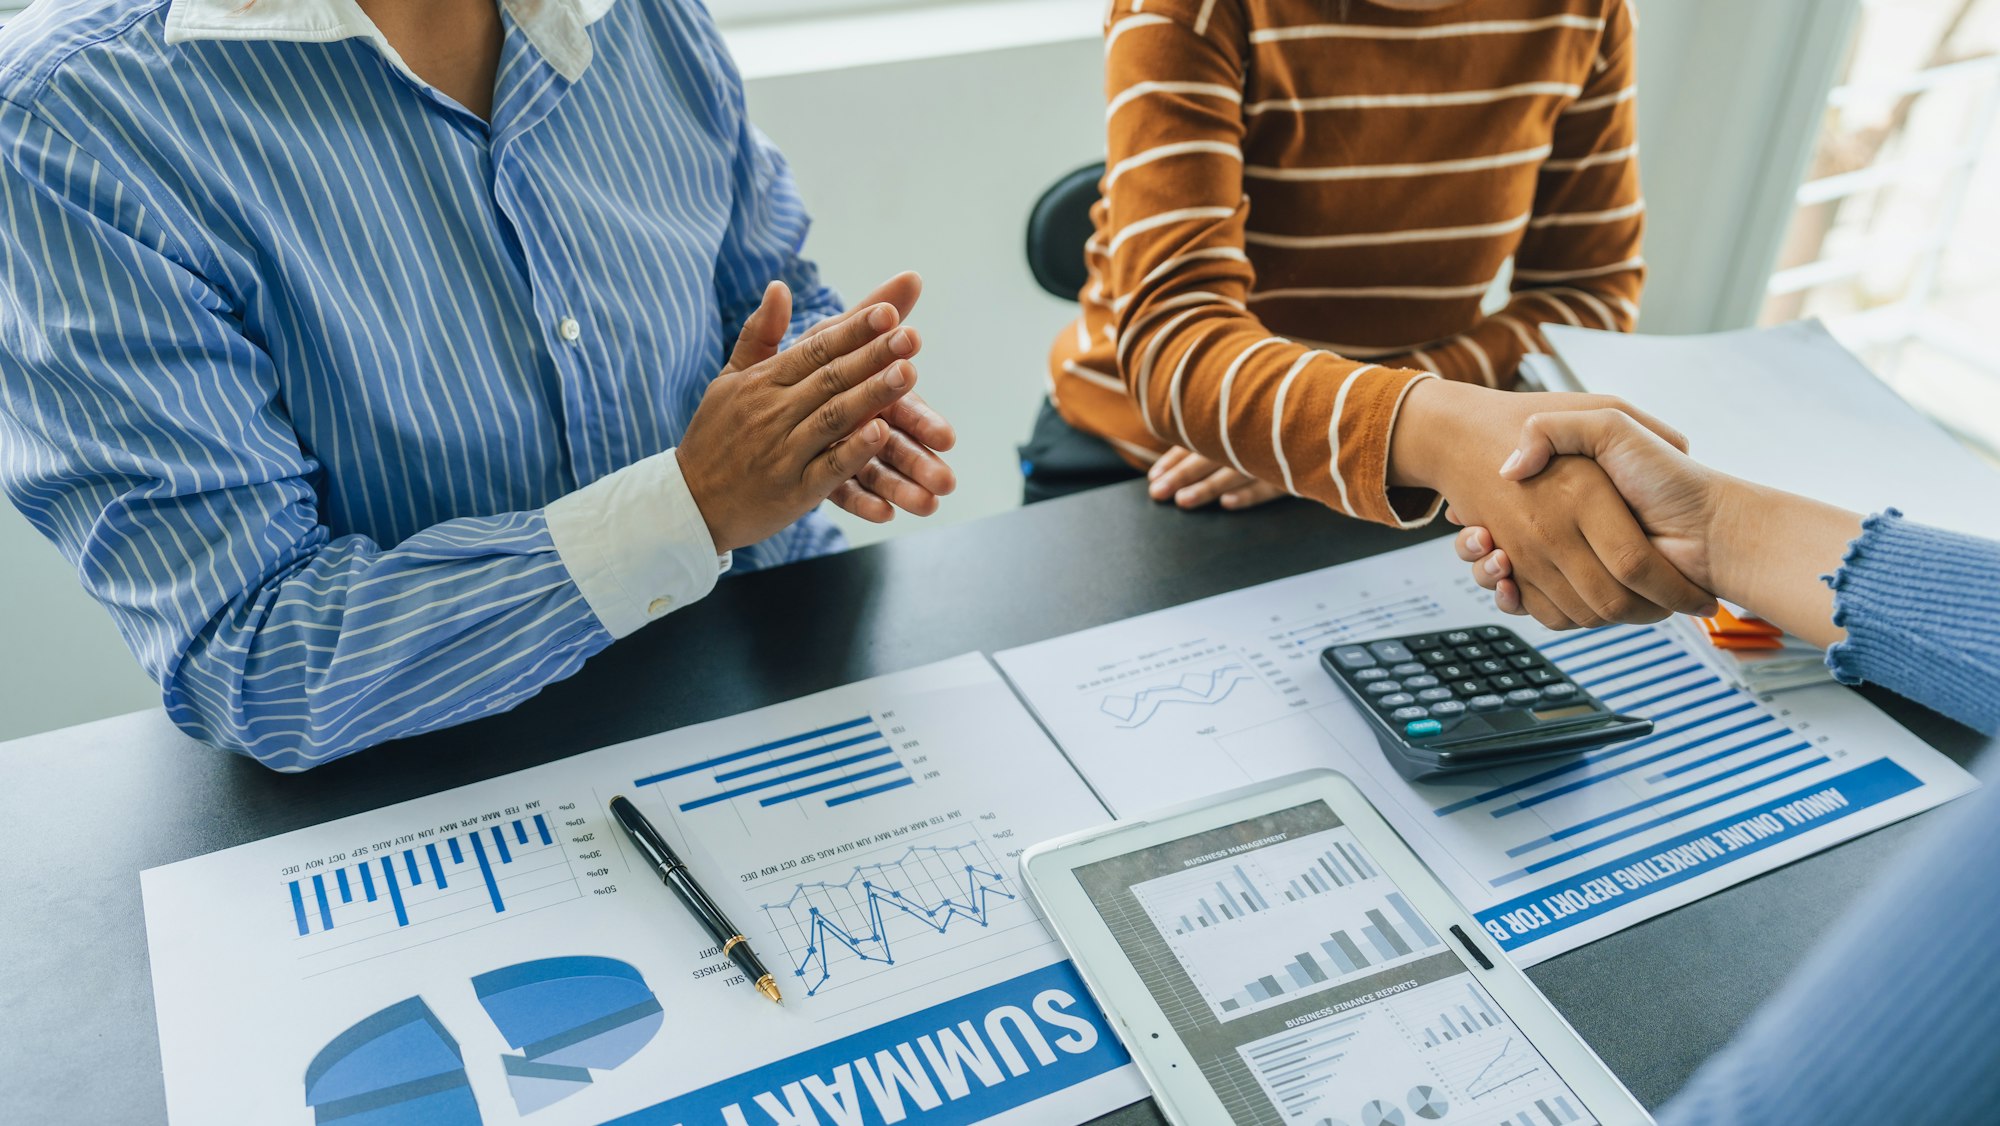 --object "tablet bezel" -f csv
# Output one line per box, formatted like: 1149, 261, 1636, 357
1022, 769, 1652, 1126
